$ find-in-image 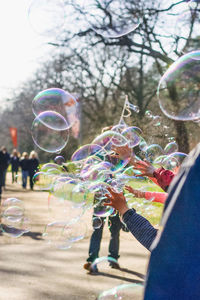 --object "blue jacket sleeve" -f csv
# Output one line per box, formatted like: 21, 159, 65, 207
122, 209, 158, 251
